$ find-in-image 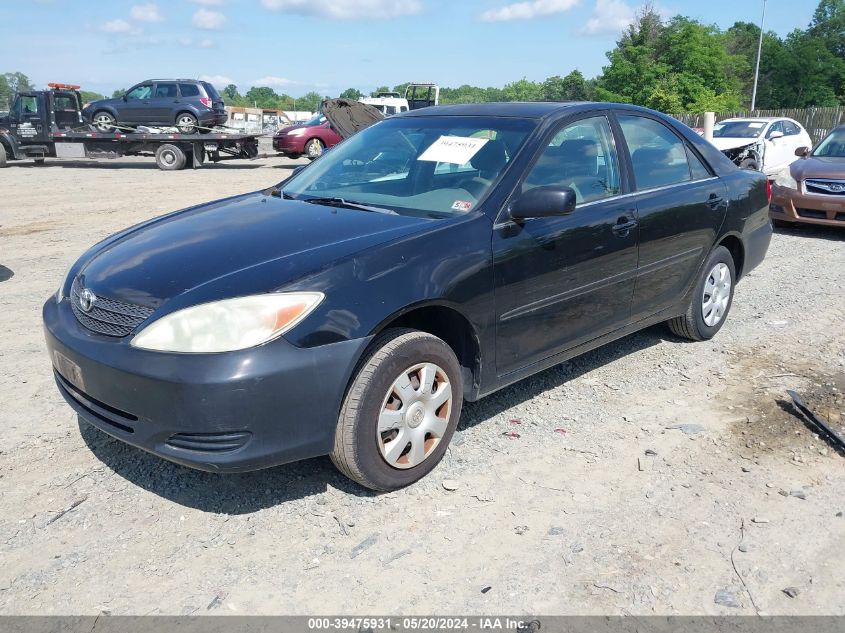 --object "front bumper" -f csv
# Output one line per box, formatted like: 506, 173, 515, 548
771, 185, 845, 227
43, 296, 369, 472
272, 134, 305, 155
